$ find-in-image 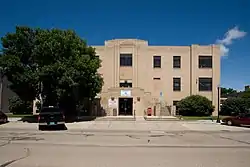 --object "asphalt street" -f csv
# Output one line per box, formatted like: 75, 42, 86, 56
1, 126, 250, 167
